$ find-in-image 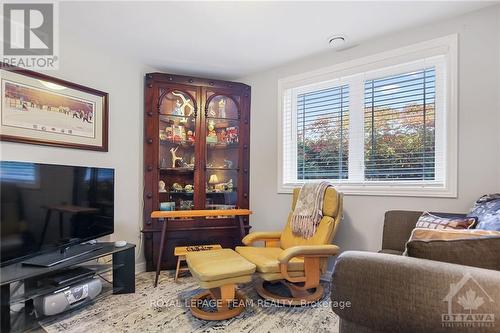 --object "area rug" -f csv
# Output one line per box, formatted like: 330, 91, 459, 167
40, 271, 339, 333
